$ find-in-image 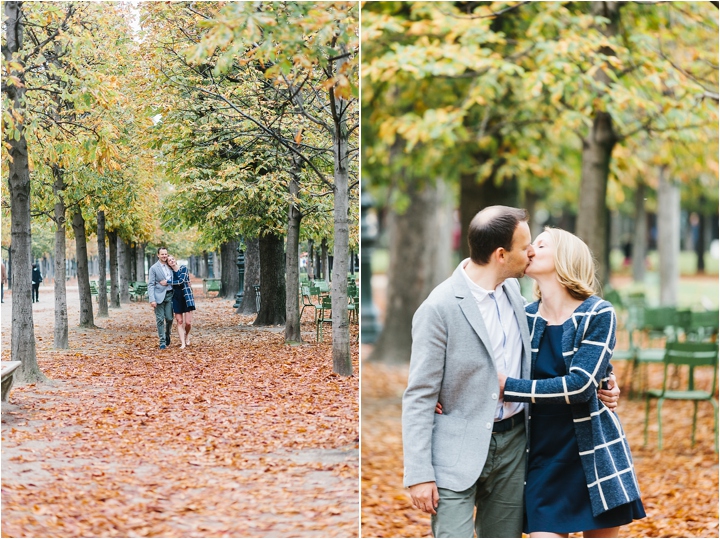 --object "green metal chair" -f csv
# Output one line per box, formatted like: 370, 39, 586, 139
316, 295, 332, 342
644, 342, 718, 451
685, 310, 719, 343
629, 307, 683, 398
300, 285, 319, 320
